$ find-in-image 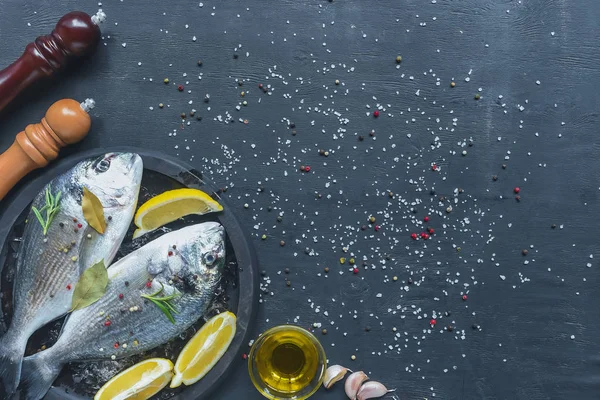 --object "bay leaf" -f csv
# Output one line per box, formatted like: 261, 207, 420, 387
70, 260, 108, 312
82, 187, 106, 234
